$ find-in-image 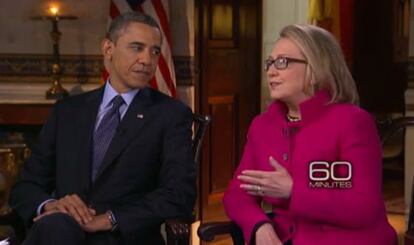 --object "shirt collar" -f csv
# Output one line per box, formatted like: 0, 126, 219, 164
101, 80, 139, 108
